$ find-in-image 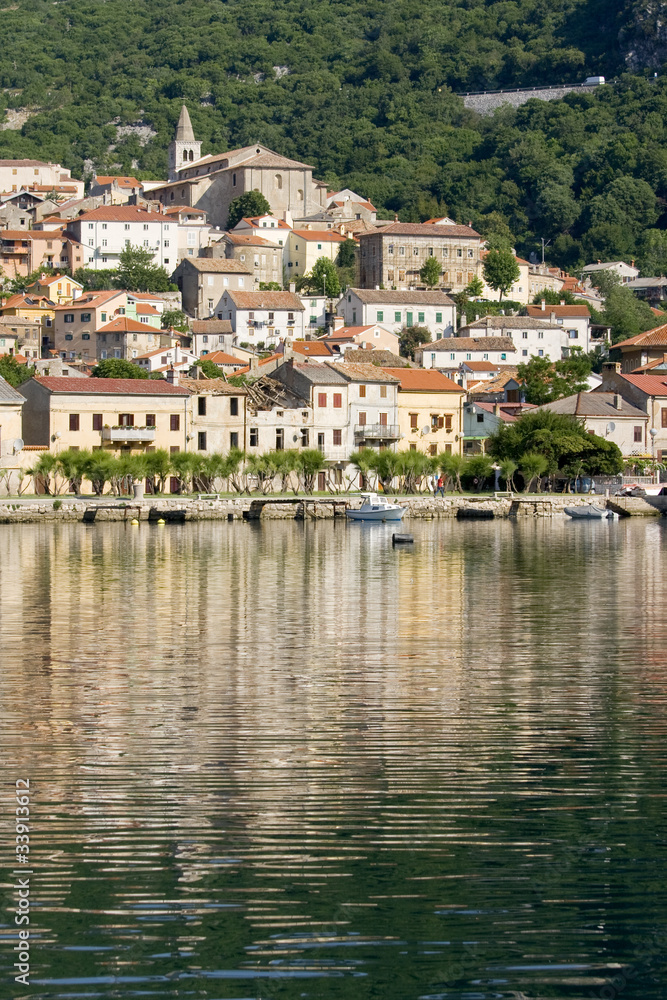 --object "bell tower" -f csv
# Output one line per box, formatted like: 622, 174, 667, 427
168, 105, 202, 181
